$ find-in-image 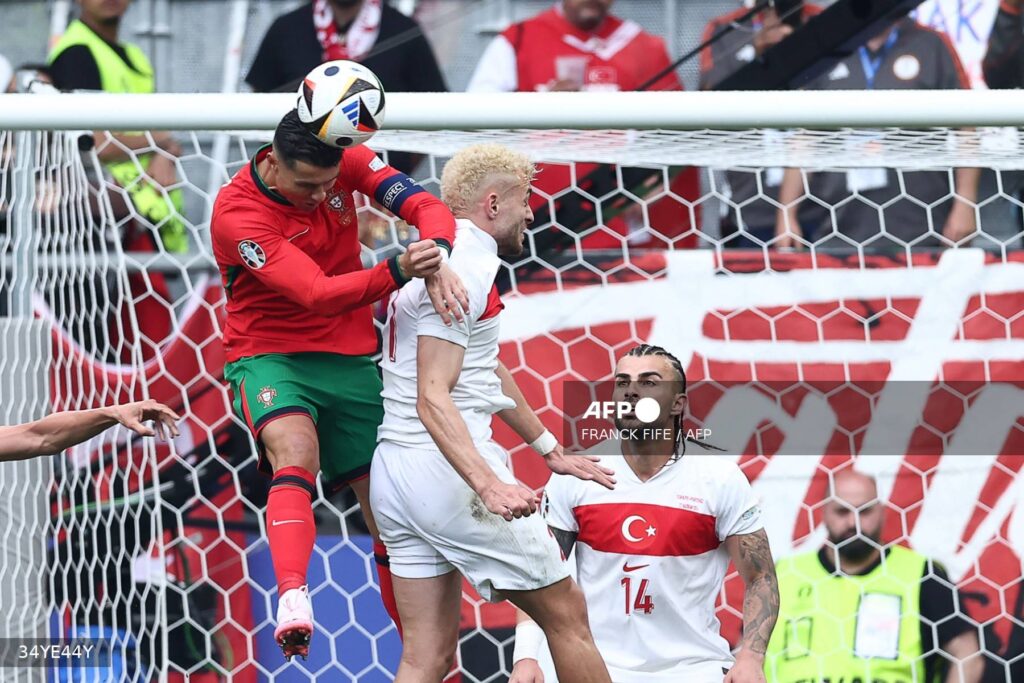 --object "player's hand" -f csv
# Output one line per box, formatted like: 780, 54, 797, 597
426, 262, 470, 326
753, 10, 794, 56
146, 153, 178, 189
480, 481, 539, 521
509, 658, 545, 683
547, 79, 582, 92
399, 239, 443, 279
111, 400, 181, 440
543, 445, 616, 490
941, 200, 978, 244
152, 131, 182, 157
723, 651, 766, 683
